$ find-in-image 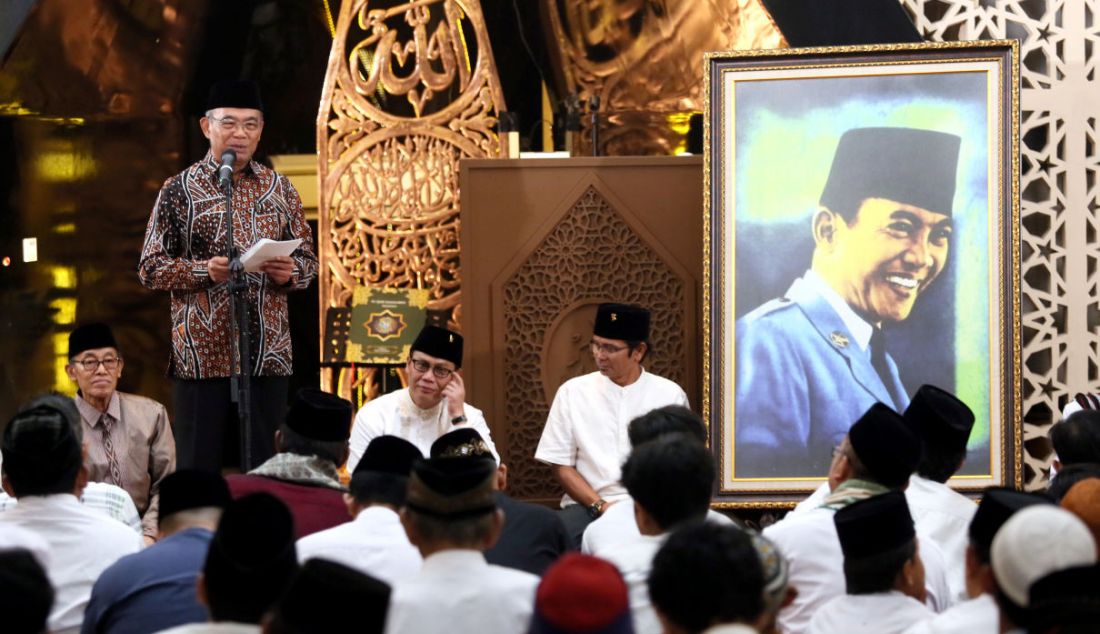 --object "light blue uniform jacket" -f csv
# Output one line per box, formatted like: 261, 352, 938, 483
734, 275, 910, 477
